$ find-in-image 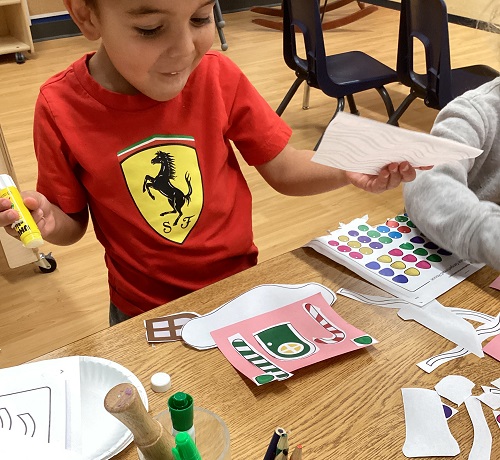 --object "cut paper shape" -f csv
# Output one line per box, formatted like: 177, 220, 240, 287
401, 388, 460, 457
465, 396, 492, 460
492, 378, 500, 389
211, 292, 376, 385
144, 312, 199, 343
484, 334, 500, 362
482, 386, 500, 395
435, 375, 475, 406
442, 403, 458, 420
477, 392, 500, 410
182, 283, 336, 349
337, 289, 483, 357
489, 275, 500, 291
418, 315, 500, 372
397, 300, 483, 358
306, 214, 482, 306
312, 111, 482, 174
494, 410, 500, 429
